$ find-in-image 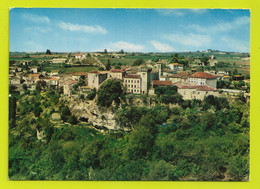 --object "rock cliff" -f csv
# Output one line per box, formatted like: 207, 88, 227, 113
69, 100, 121, 131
